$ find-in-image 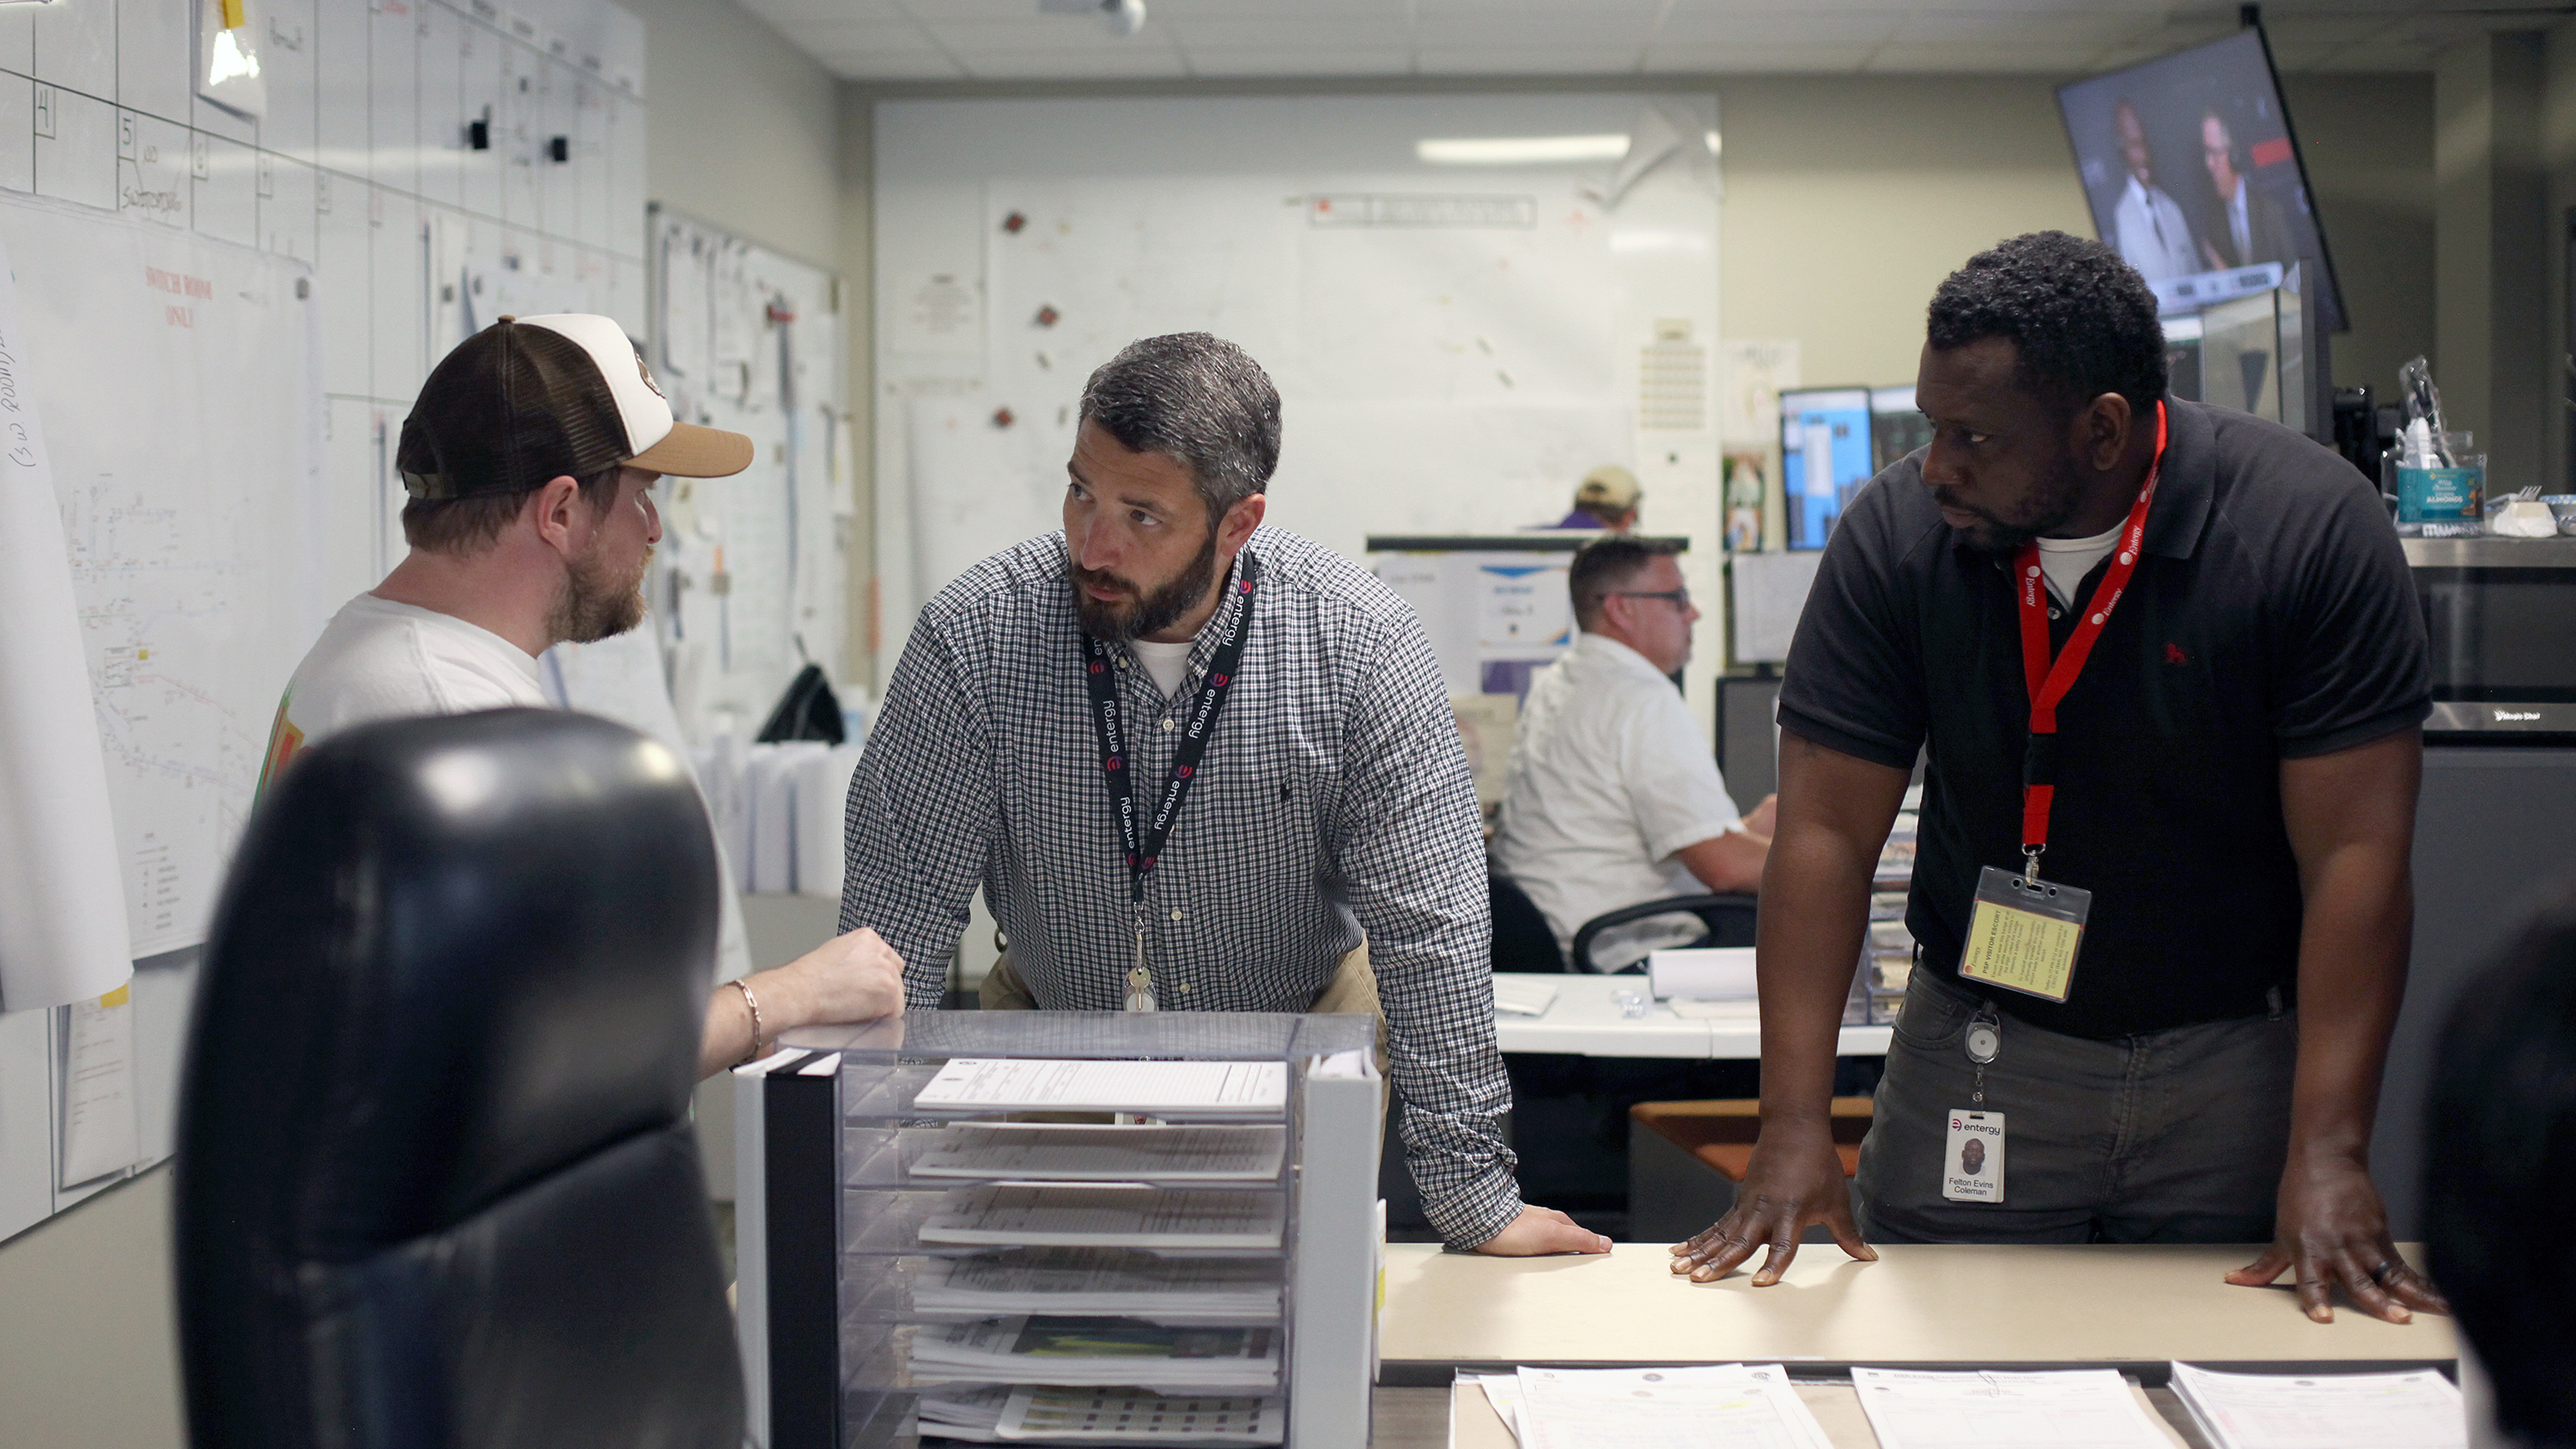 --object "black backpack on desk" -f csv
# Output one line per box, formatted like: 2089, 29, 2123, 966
174, 708, 740, 1449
